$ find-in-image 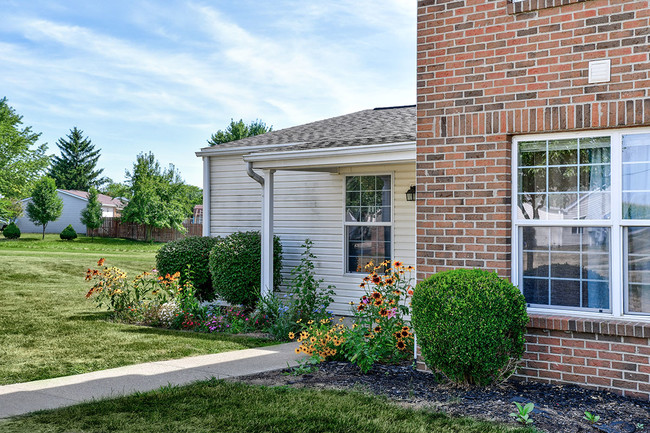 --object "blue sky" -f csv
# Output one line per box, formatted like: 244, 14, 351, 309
1, 1, 415, 187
